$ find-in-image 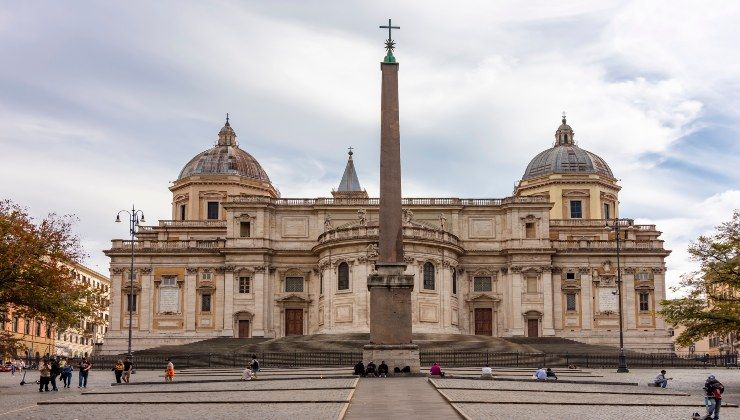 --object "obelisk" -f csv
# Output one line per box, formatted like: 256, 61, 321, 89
363, 19, 420, 373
